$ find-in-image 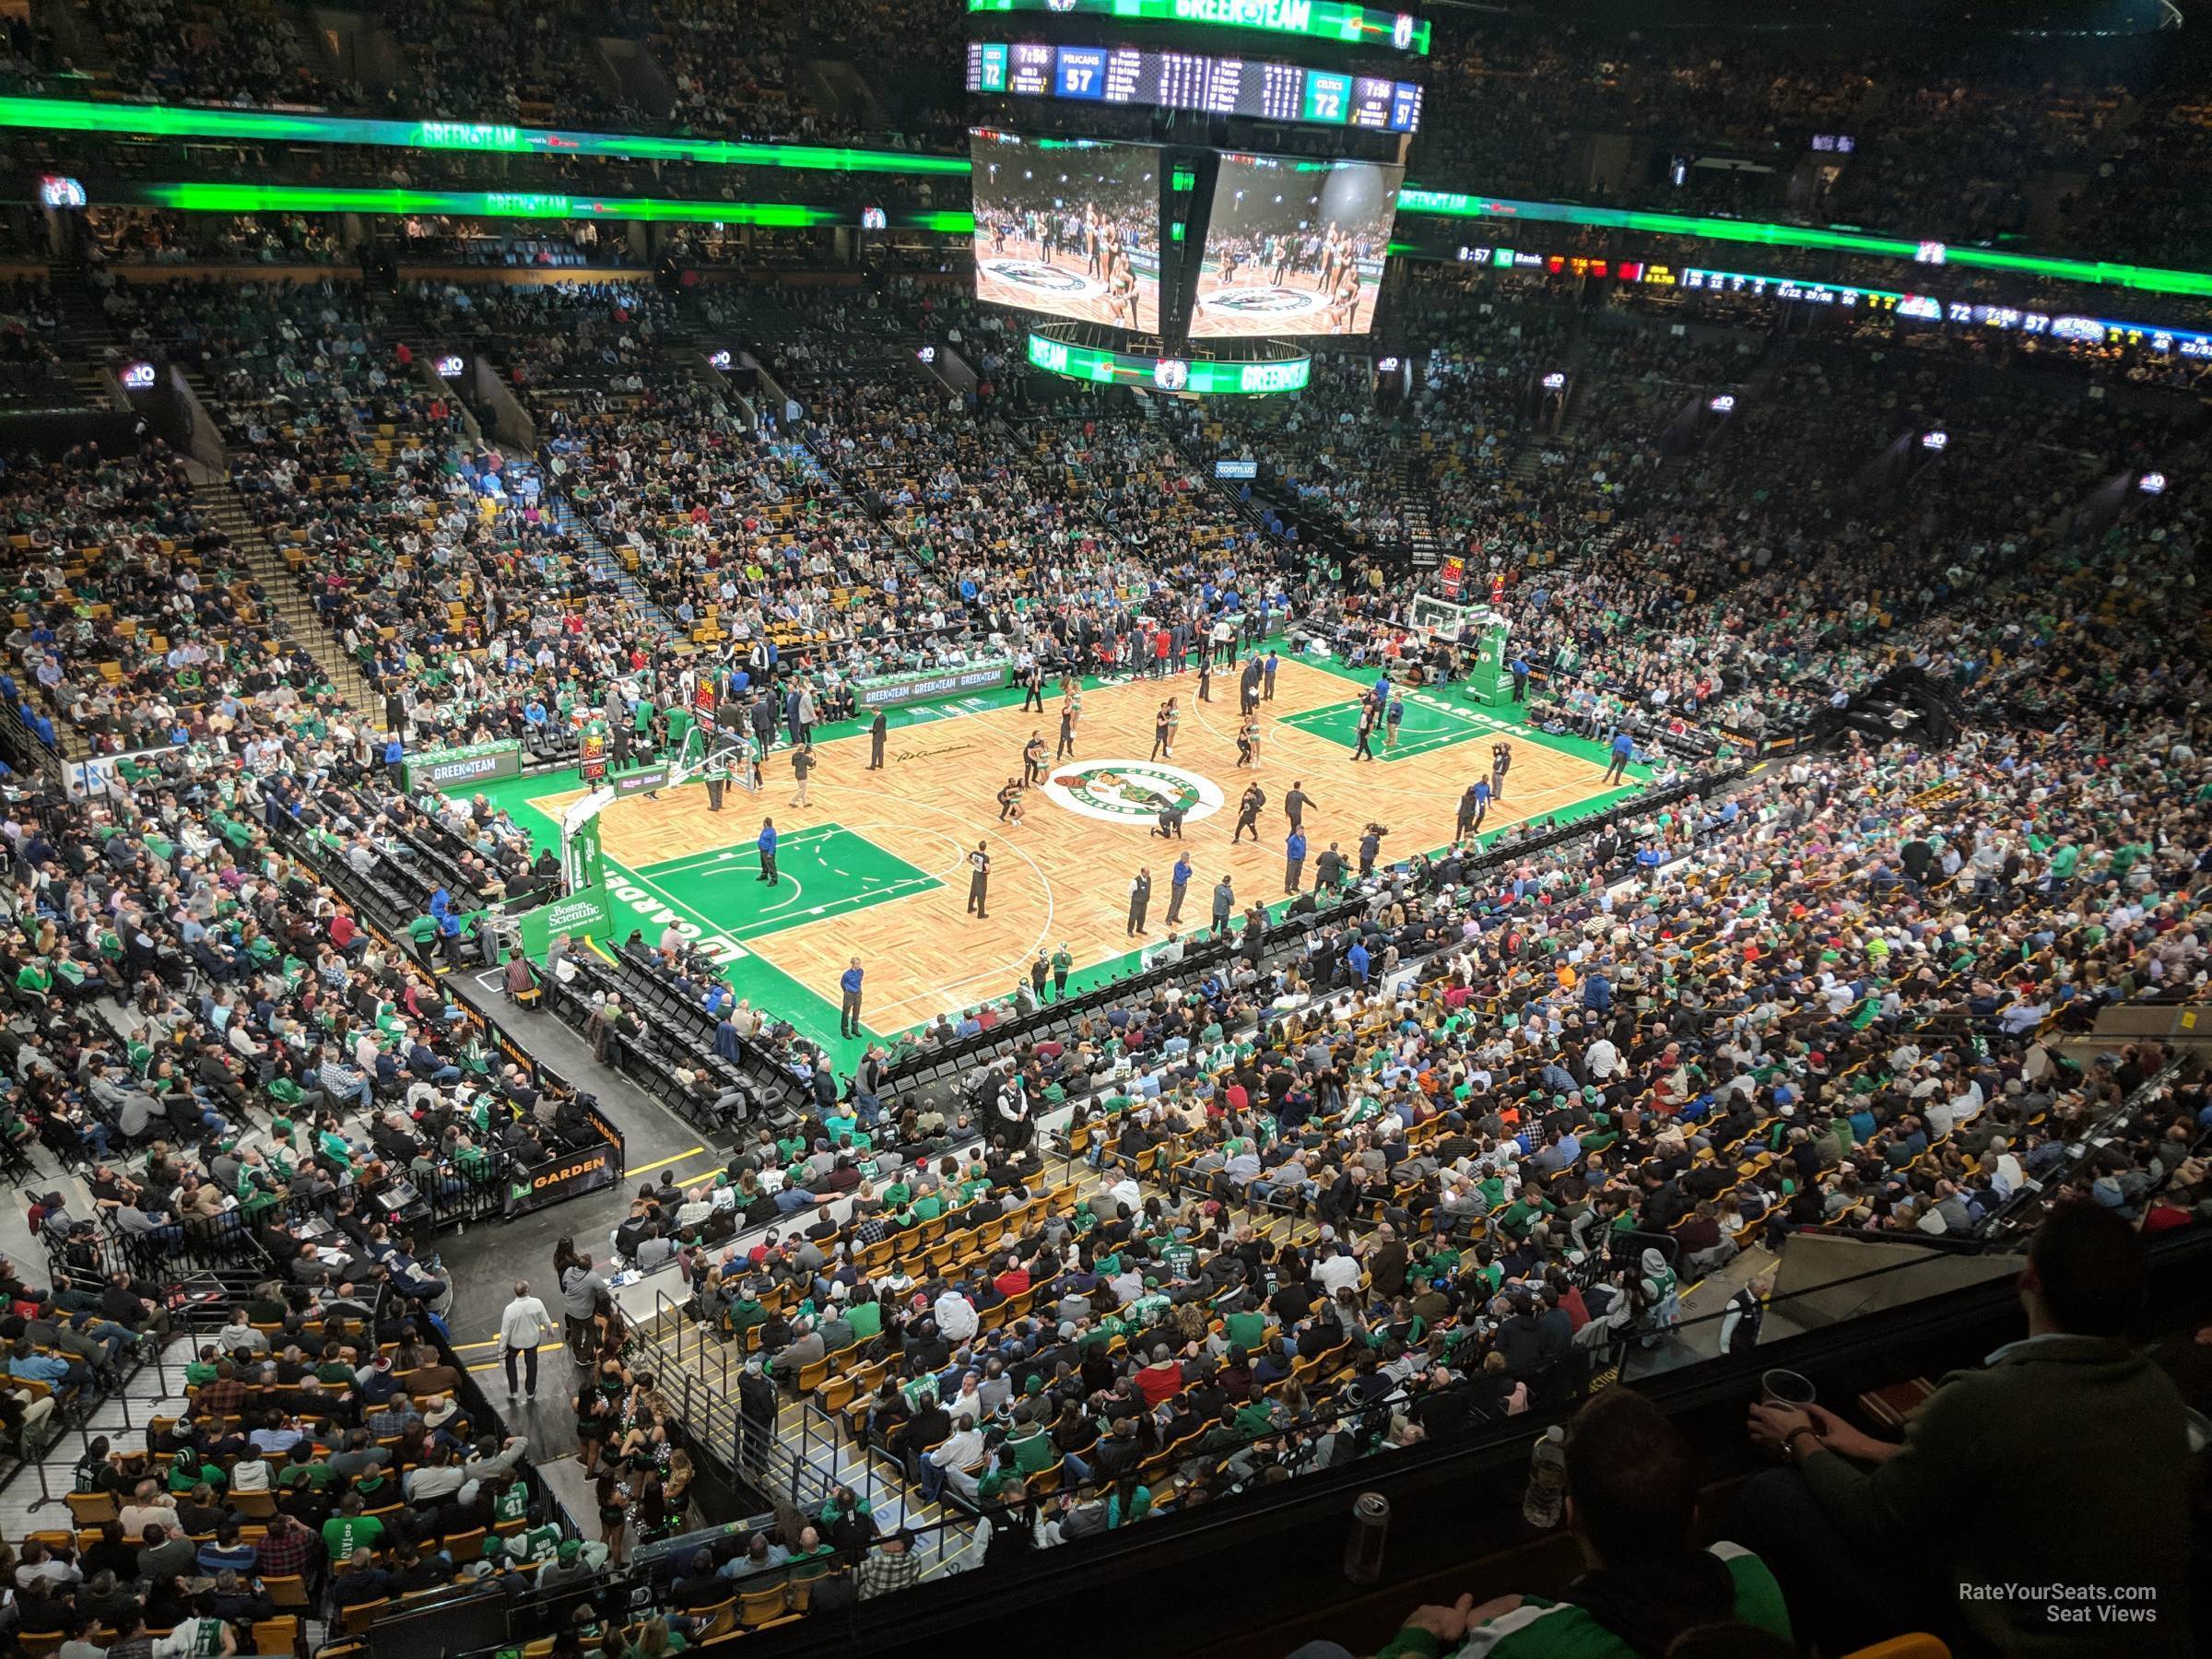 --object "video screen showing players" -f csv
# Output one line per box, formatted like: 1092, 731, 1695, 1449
971, 132, 1162, 335
1192, 154, 1403, 338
